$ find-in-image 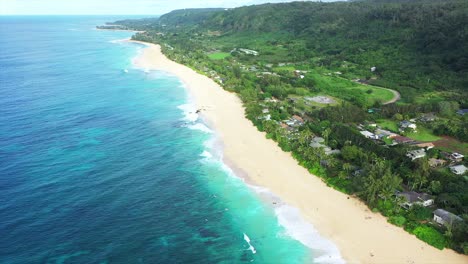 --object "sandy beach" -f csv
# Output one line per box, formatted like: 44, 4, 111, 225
130, 40, 467, 264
